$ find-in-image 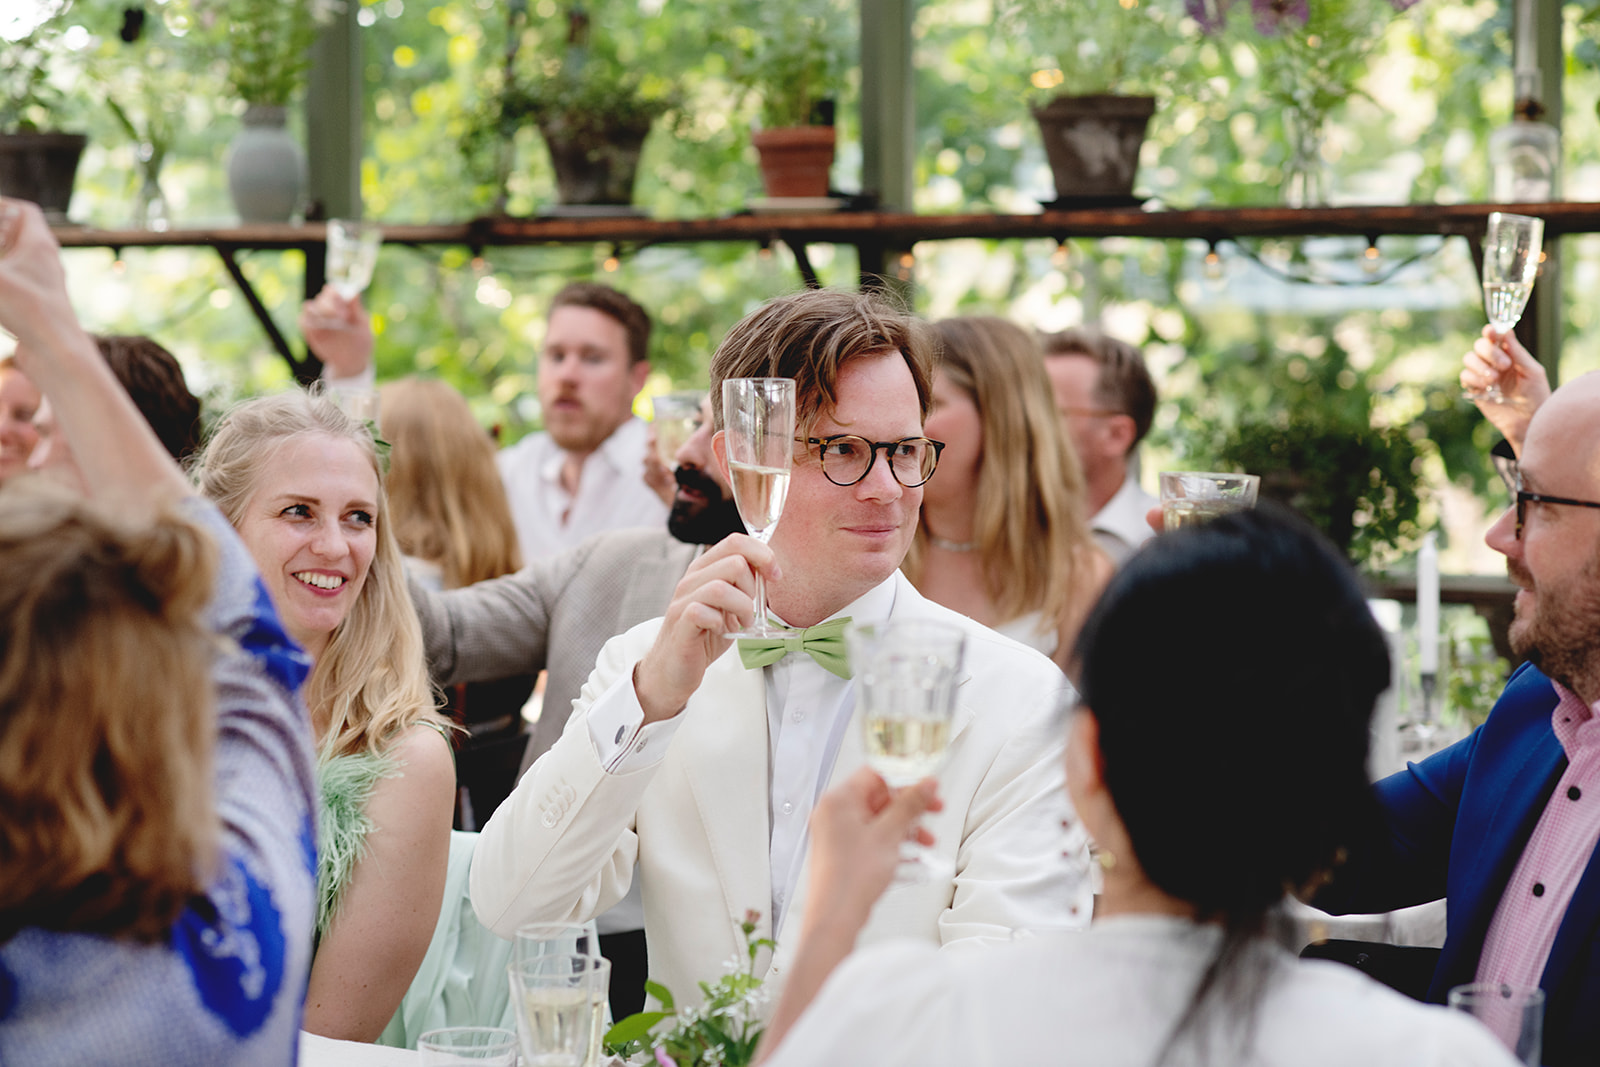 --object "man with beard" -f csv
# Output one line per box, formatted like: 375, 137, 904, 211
406, 393, 739, 1016
1316, 370, 1600, 1067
